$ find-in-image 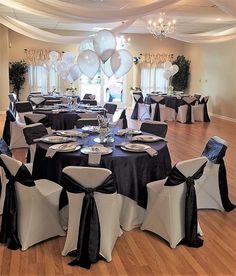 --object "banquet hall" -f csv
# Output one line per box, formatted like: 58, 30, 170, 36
0, 0, 235, 275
